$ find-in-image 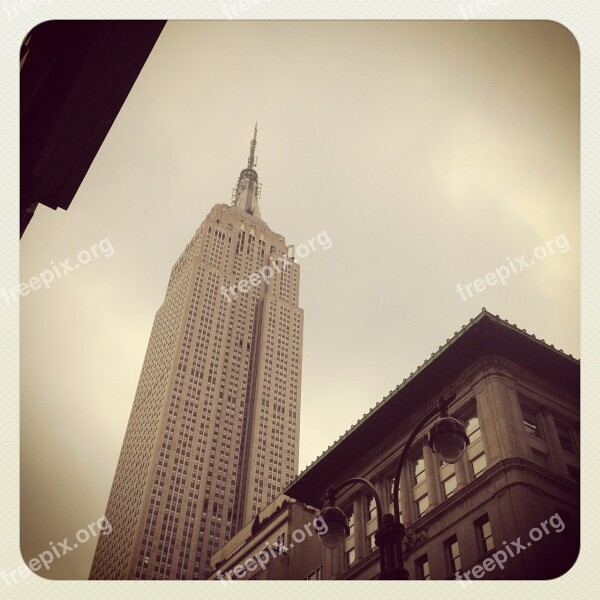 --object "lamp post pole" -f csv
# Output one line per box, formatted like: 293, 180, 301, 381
392, 396, 456, 529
